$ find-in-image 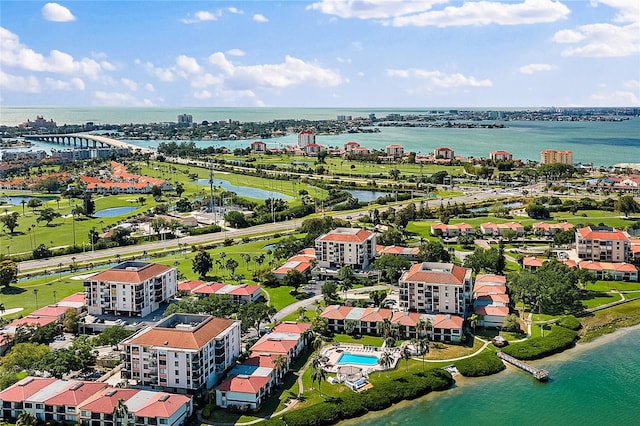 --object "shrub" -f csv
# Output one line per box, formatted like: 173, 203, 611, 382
280, 370, 453, 426
557, 315, 581, 331
501, 326, 577, 360
455, 351, 505, 377
187, 224, 222, 236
